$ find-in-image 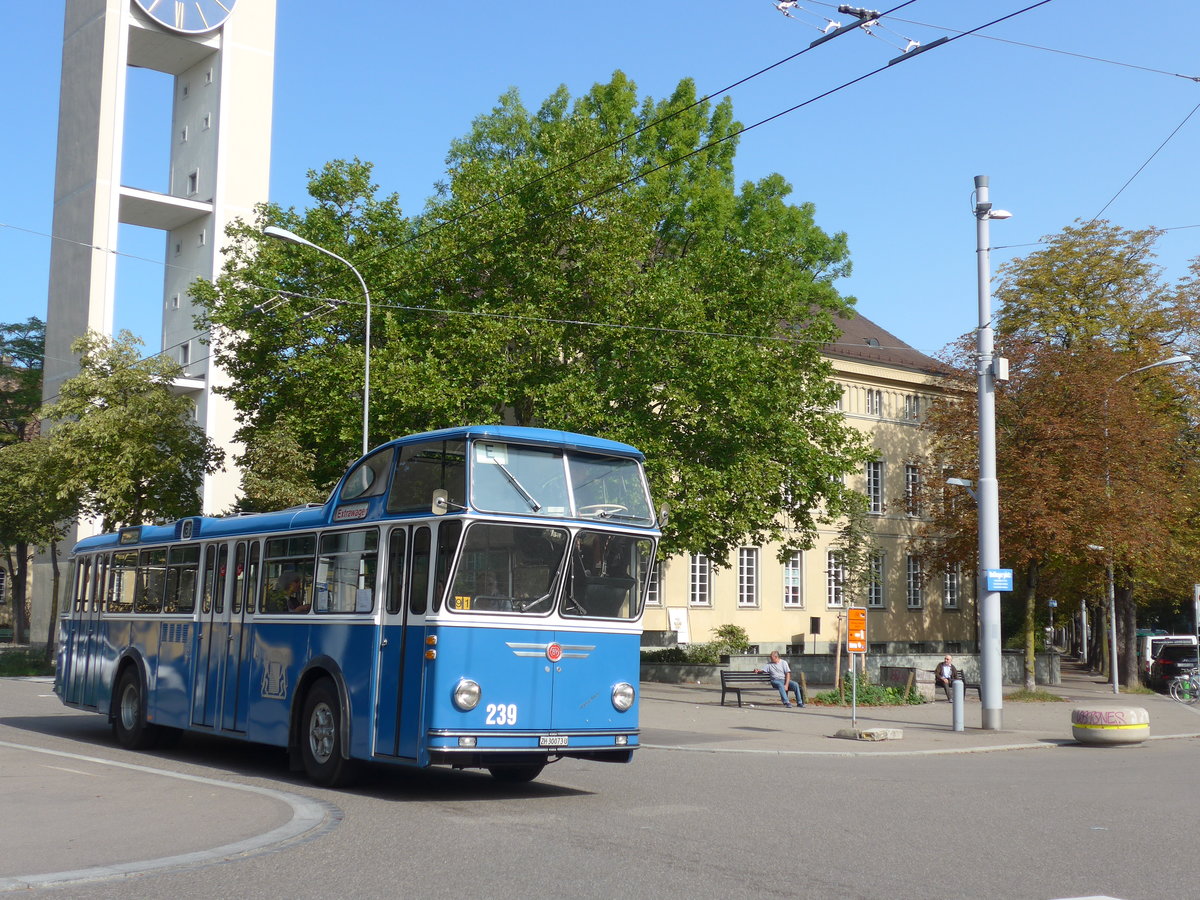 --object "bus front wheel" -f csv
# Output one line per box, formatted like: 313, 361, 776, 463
300, 678, 356, 787
113, 668, 157, 750
488, 764, 545, 783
